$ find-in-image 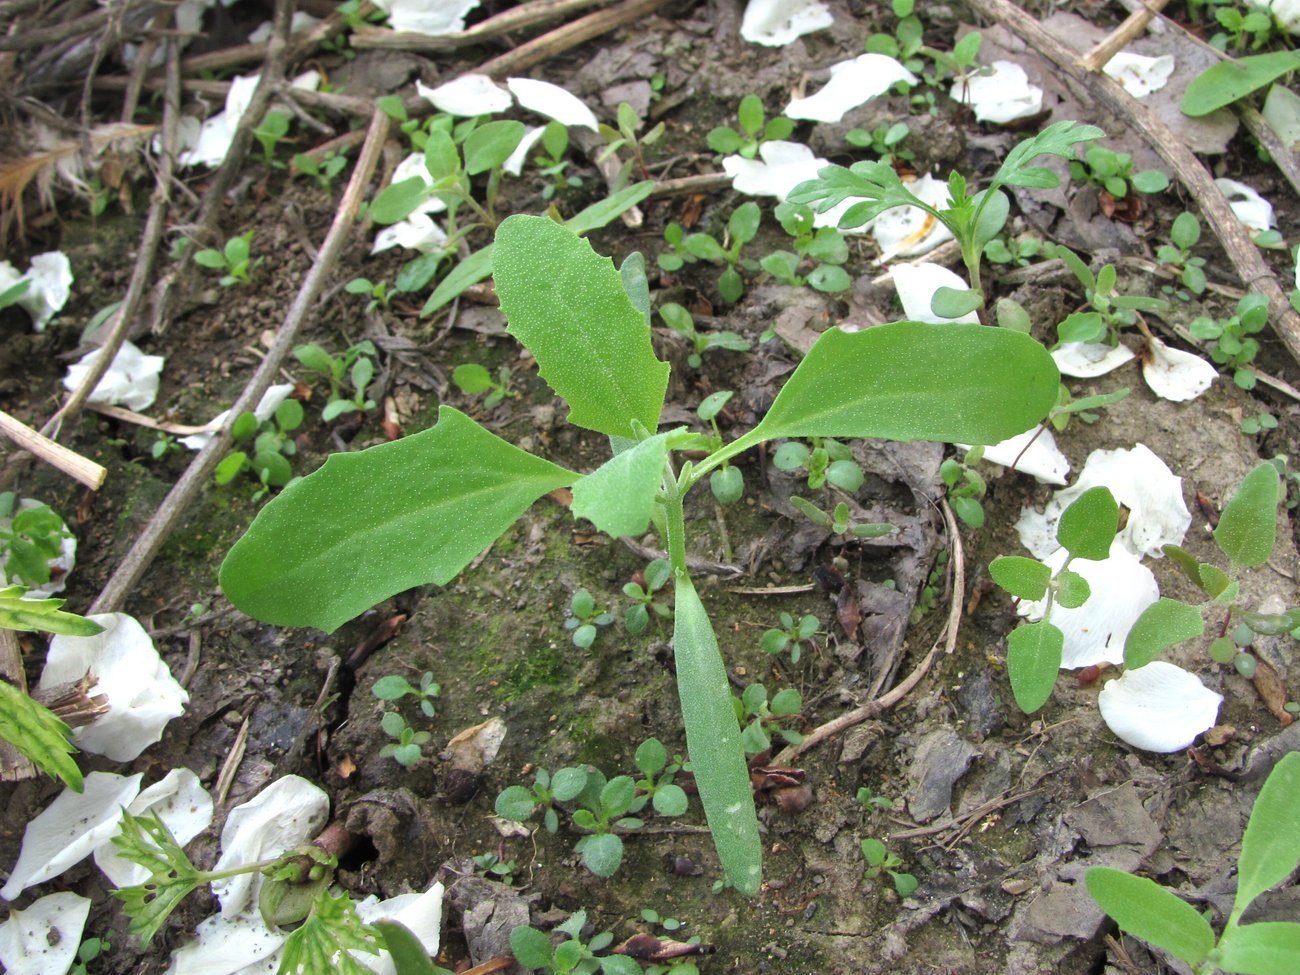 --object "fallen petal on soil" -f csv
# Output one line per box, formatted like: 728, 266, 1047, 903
94, 768, 214, 887
1102, 52, 1174, 97
891, 262, 979, 323
180, 384, 295, 450
0, 891, 91, 975
416, 75, 511, 117
970, 428, 1071, 485
1051, 340, 1135, 378
355, 880, 445, 974
506, 78, 599, 131
952, 61, 1043, 123
1141, 337, 1217, 402
873, 174, 954, 260
62, 339, 165, 412
1098, 661, 1223, 752
371, 0, 480, 36
164, 912, 286, 975
740, 0, 832, 46
1214, 177, 1275, 234
784, 54, 917, 122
